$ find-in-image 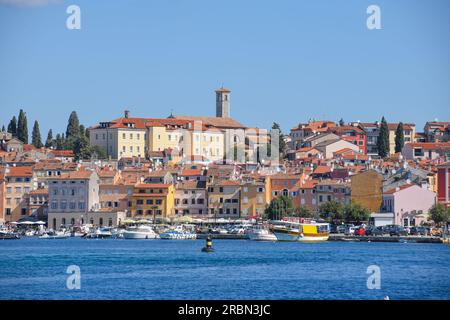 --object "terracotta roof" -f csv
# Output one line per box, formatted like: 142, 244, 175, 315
312, 165, 332, 175
135, 183, 171, 188
49, 150, 74, 157
53, 170, 94, 180
406, 142, 450, 150
342, 154, 369, 161
387, 123, 415, 130
384, 184, 415, 194
6, 166, 33, 177
333, 148, 356, 155
29, 188, 48, 195
180, 169, 203, 176
174, 116, 245, 129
